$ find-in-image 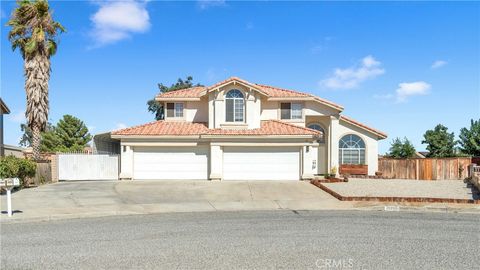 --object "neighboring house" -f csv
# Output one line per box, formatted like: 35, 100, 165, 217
111, 77, 387, 181
3, 144, 25, 158
0, 98, 11, 157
